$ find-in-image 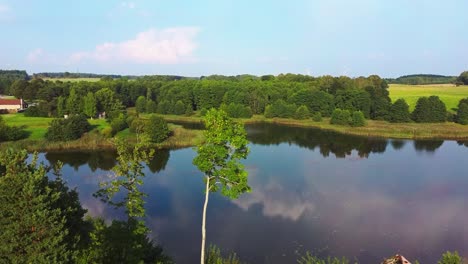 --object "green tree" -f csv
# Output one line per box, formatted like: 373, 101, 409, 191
312, 112, 323, 122
145, 115, 170, 143
351, 111, 366, 127
146, 100, 157, 113
46, 115, 91, 141
330, 109, 351, 126
412, 96, 446, 123
57, 96, 66, 117
456, 98, 468, 125
66, 88, 82, 115
390, 98, 411, 123
457, 71, 468, 85
83, 92, 97, 118
193, 109, 250, 264
0, 149, 72, 263
135, 96, 147, 114
294, 105, 310, 120
438, 251, 462, 264
174, 100, 186, 115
